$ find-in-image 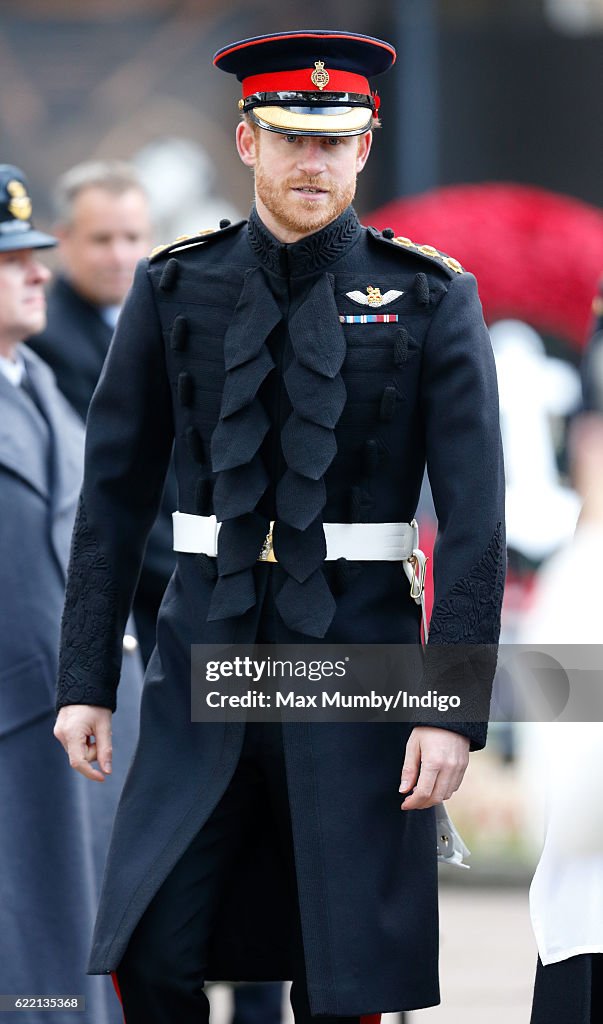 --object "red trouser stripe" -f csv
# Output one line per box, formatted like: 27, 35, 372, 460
361, 1016, 381, 1023
111, 972, 127, 1024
